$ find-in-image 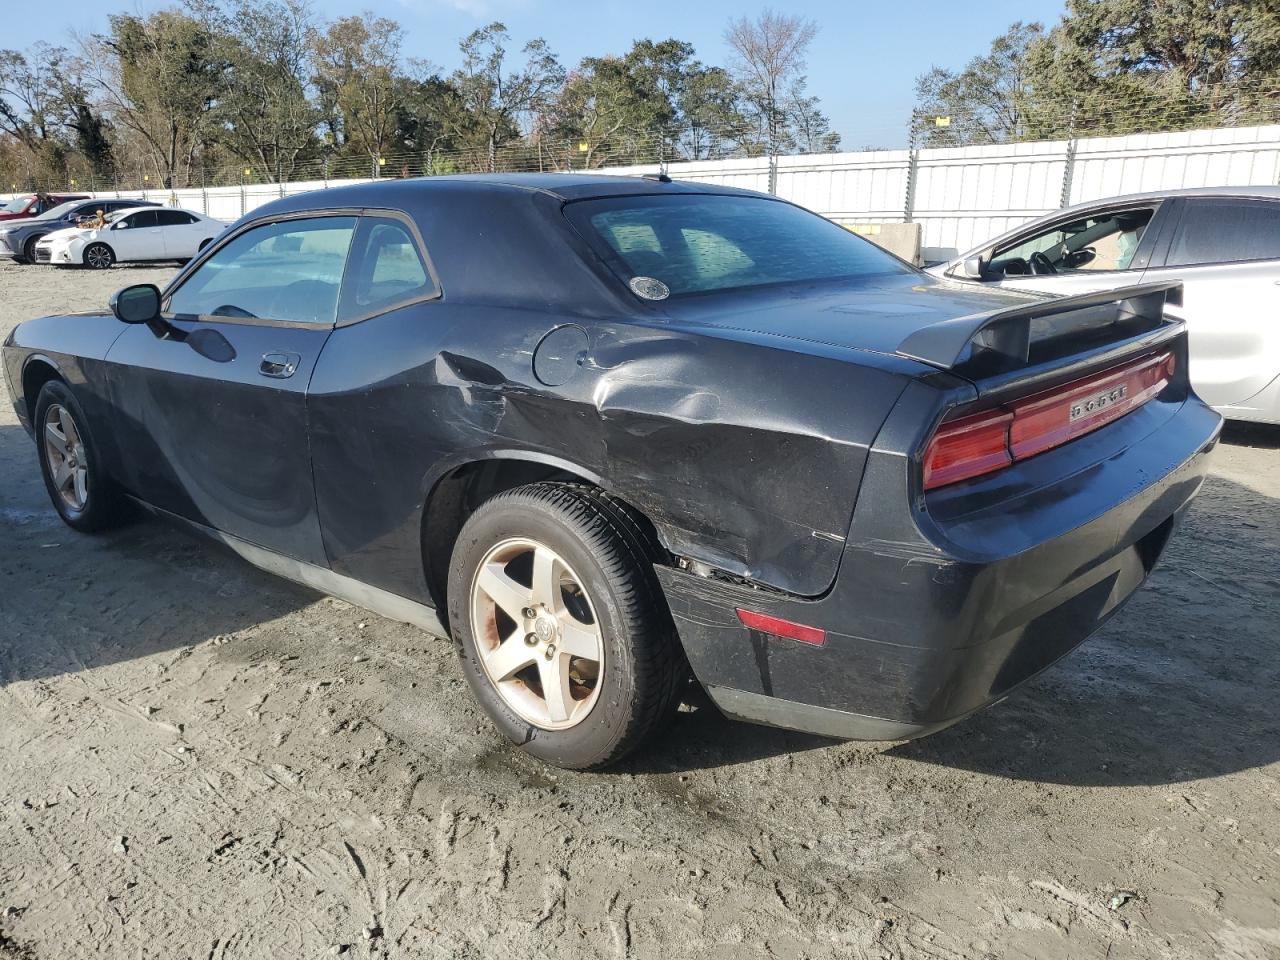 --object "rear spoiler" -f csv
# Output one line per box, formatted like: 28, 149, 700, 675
896, 281, 1183, 372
